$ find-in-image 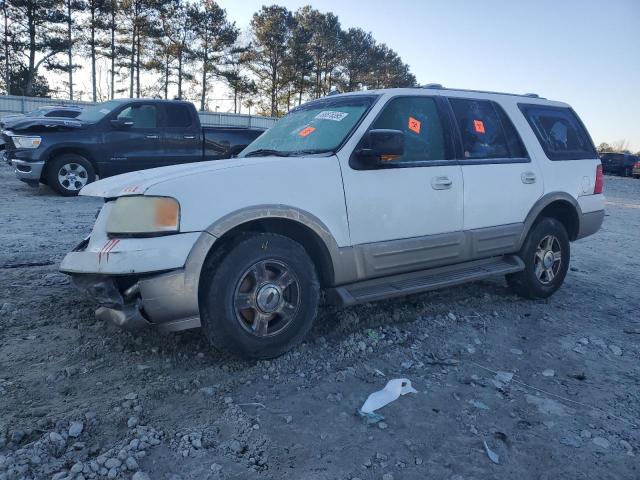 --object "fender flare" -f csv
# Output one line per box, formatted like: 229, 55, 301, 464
182, 205, 357, 305
518, 192, 582, 248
